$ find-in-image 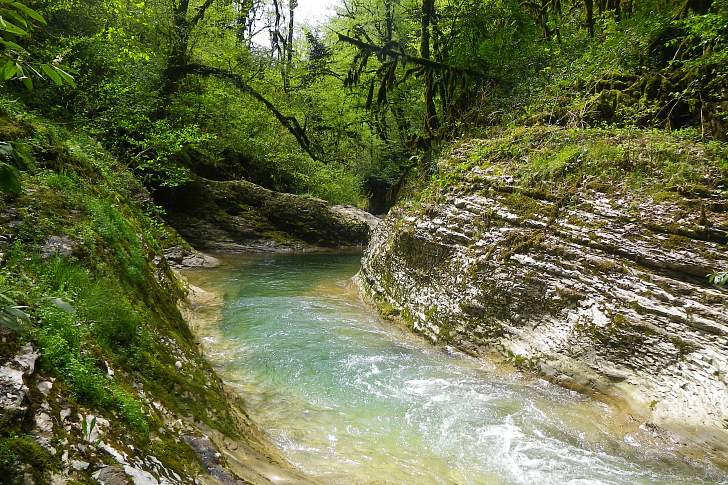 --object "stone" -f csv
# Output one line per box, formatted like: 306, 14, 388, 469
0, 344, 38, 424
182, 436, 245, 484
60, 408, 72, 423
37, 380, 53, 396
71, 459, 90, 471
174, 361, 182, 371
35, 411, 54, 435
93, 466, 131, 485
82, 414, 109, 443
41, 235, 75, 258
50, 473, 67, 485
158, 177, 376, 251
162, 246, 220, 269
103, 360, 115, 378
